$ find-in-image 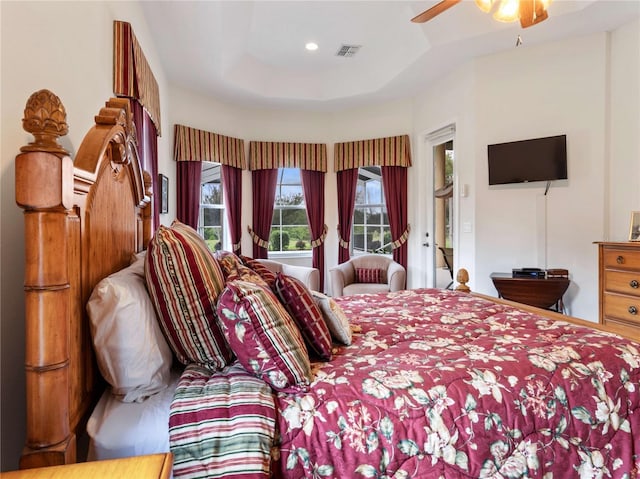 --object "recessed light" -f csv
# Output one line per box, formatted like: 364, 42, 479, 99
305, 42, 318, 51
